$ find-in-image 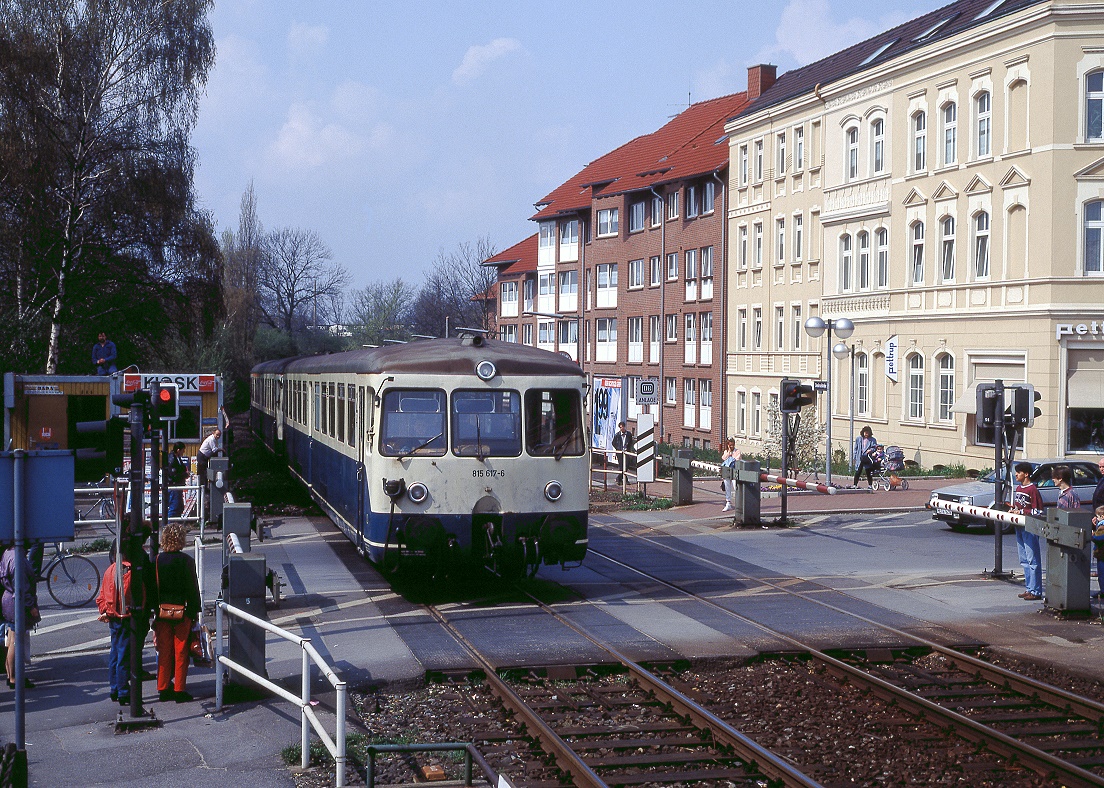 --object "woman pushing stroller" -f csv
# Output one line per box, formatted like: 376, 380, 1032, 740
853, 426, 879, 487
